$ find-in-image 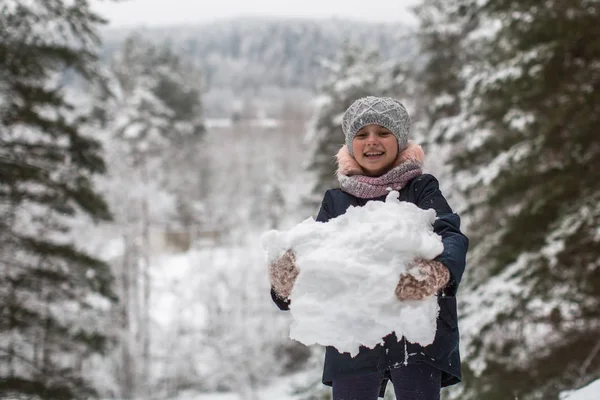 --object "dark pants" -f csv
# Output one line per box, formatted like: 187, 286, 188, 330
332, 363, 441, 400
